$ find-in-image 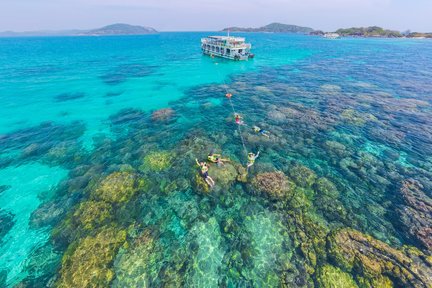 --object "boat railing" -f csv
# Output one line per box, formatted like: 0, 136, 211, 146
201, 40, 251, 49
